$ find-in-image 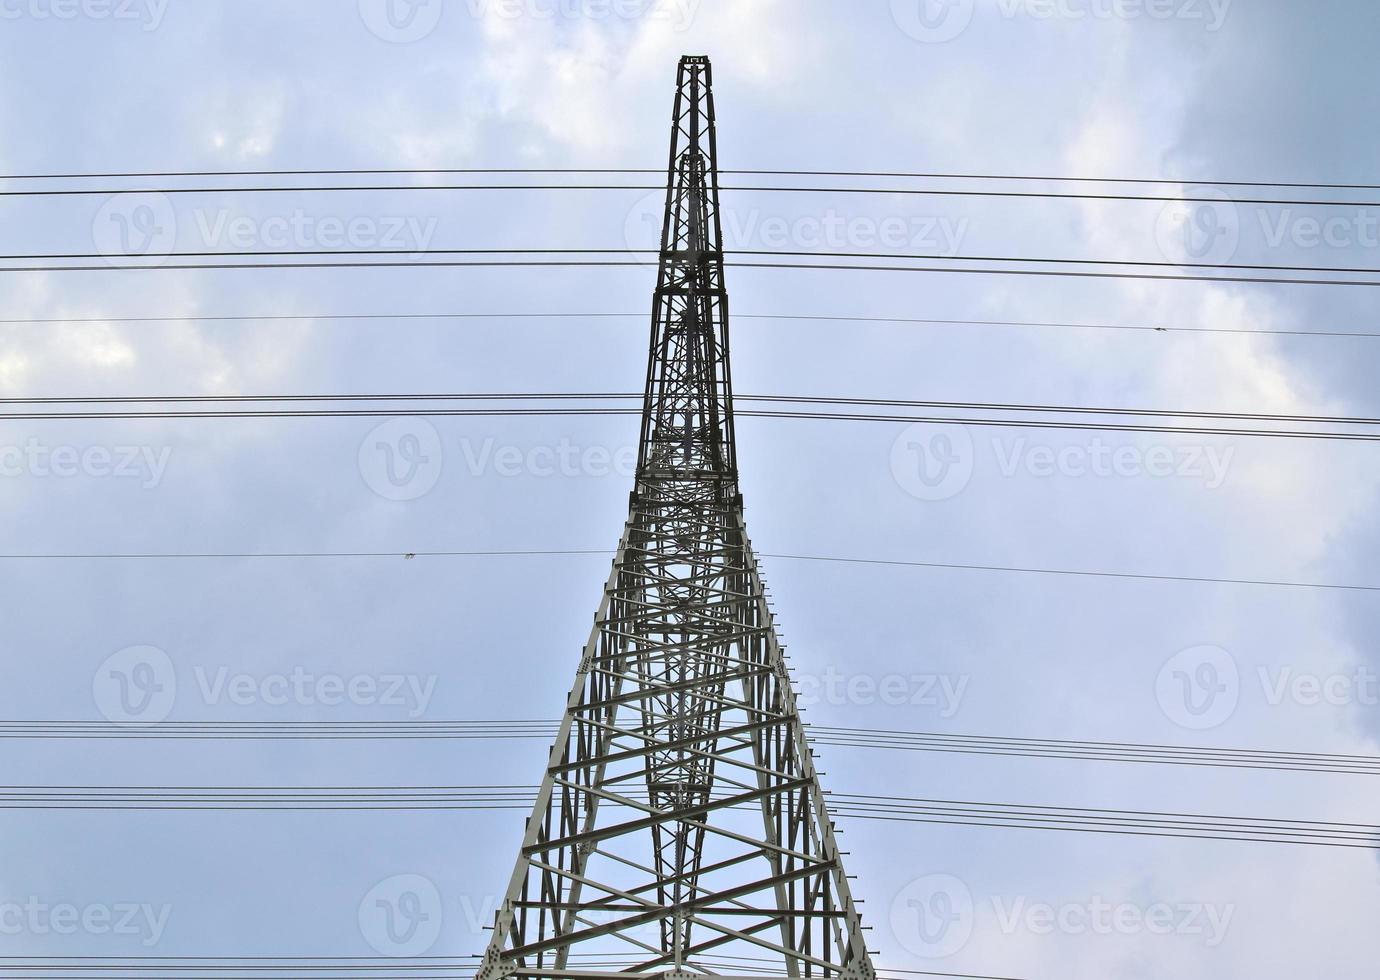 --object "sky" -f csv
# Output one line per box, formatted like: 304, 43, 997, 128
0, 1, 1378, 978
